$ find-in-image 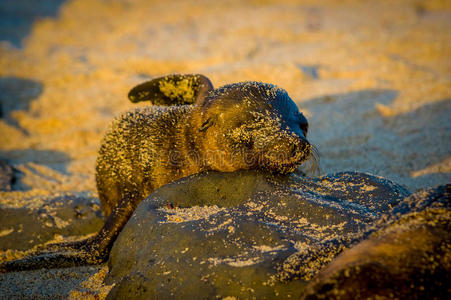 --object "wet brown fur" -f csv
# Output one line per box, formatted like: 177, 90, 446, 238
96, 80, 312, 216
